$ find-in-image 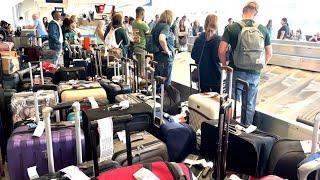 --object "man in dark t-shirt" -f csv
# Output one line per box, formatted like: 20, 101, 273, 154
218, 1, 273, 125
